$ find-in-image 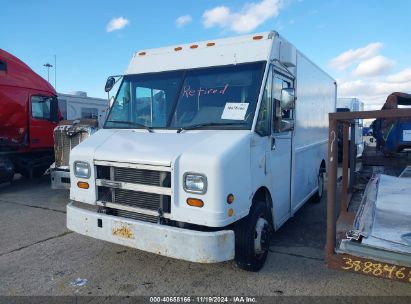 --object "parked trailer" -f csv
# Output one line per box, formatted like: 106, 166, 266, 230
57, 92, 108, 127
337, 98, 365, 160
67, 31, 336, 271
0, 49, 59, 182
